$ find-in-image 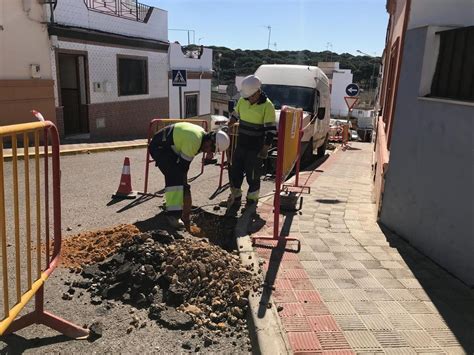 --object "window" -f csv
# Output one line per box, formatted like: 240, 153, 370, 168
214, 108, 220, 115
185, 93, 199, 118
430, 26, 474, 102
118, 56, 148, 96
